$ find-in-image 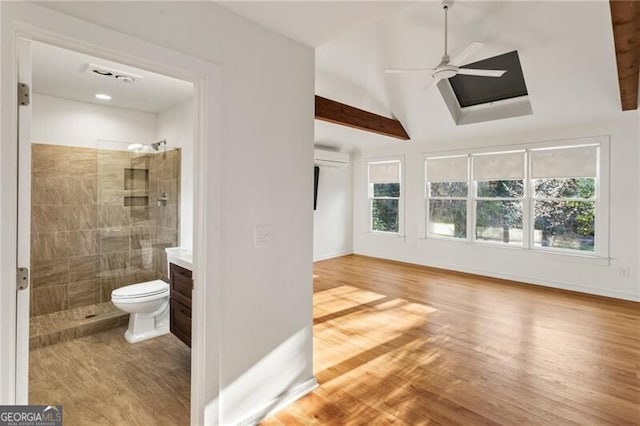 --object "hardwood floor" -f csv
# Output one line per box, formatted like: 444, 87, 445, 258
29, 326, 190, 425
263, 255, 640, 425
